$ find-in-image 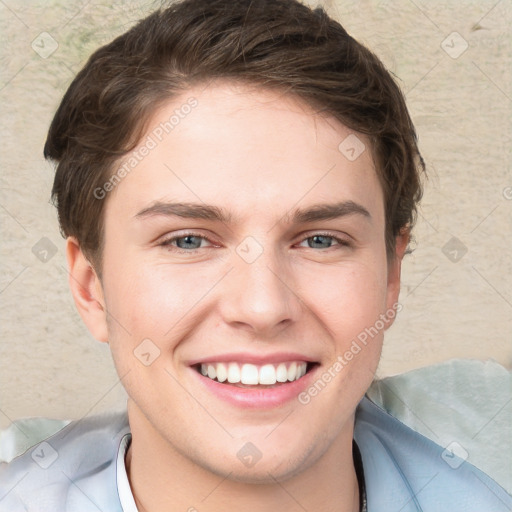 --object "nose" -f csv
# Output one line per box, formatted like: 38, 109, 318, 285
218, 246, 303, 338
